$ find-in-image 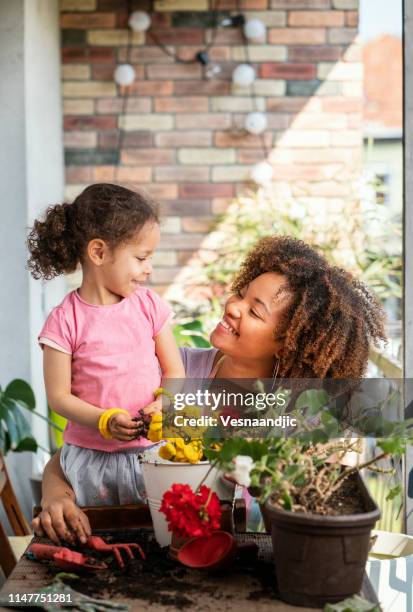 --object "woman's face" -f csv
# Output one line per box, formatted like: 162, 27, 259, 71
210, 272, 292, 362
